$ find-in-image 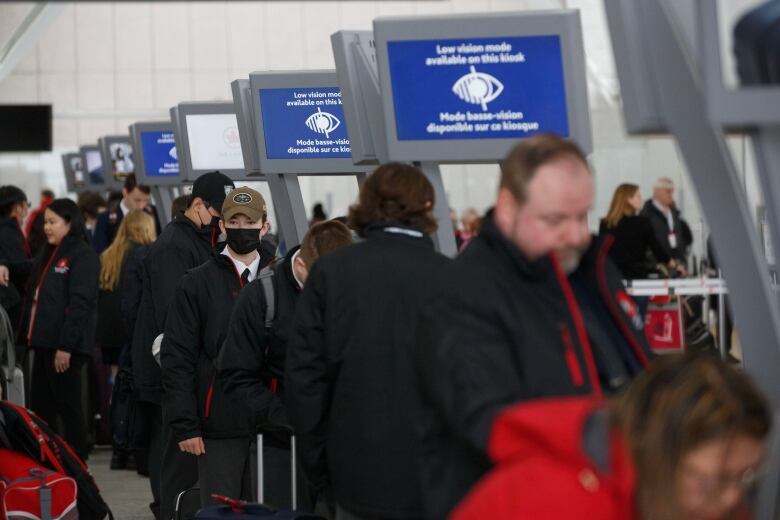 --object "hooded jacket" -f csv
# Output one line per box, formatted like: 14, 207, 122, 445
285, 223, 451, 519
219, 246, 302, 431
416, 213, 651, 519
451, 398, 636, 520
131, 212, 218, 405
19, 235, 99, 356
